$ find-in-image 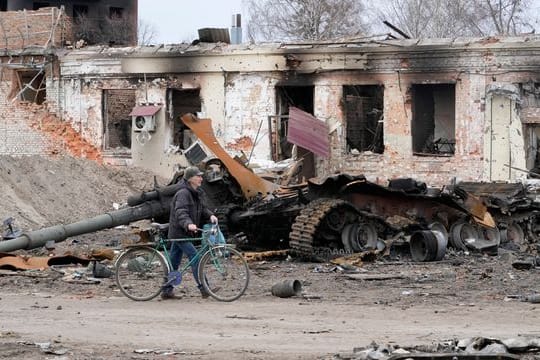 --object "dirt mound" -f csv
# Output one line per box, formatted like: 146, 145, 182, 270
0, 155, 166, 231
